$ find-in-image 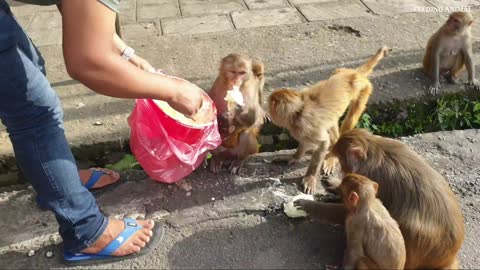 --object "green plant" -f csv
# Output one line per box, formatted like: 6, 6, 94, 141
474, 103, 480, 125
356, 92, 480, 138
357, 113, 378, 132
105, 154, 140, 171
434, 96, 480, 130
